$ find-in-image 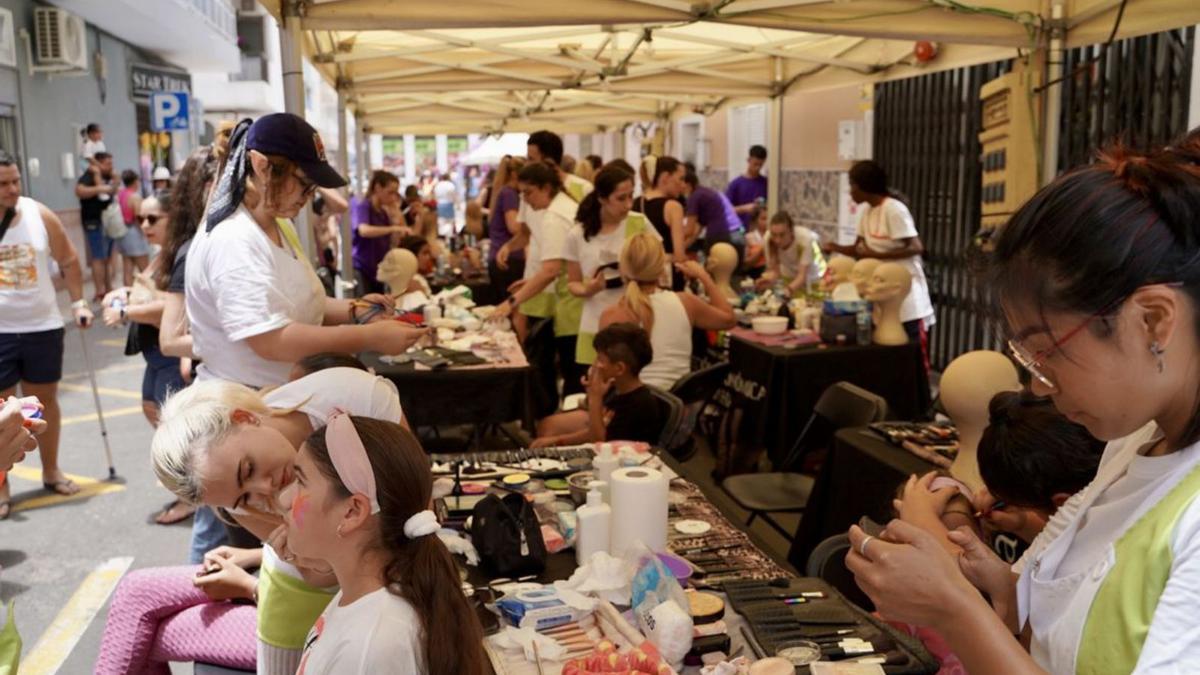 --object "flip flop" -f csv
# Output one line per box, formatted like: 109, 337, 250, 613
155, 500, 195, 525
0, 501, 9, 520
42, 478, 80, 496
